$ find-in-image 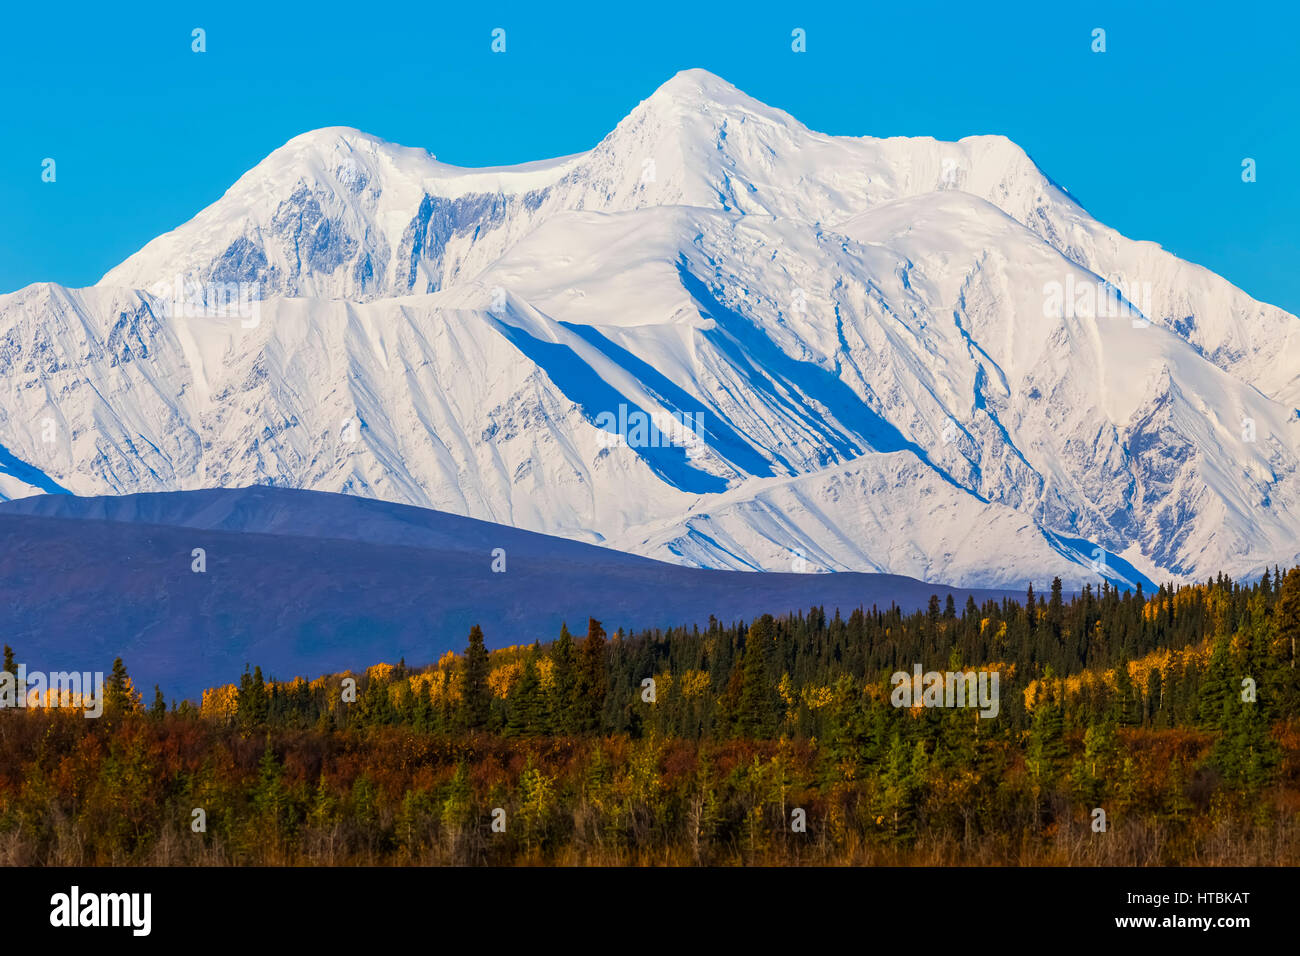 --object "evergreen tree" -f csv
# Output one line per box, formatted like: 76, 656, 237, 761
1047, 576, 1064, 645
106, 657, 138, 714
575, 618, 607, 733
435, 668, 455, 733
1274, 568, 1300, 672
149, 685, 167, 720
506, 651, 545, 737
358, 670, 394, 726
410, 680, 435, 733
1069, 720, 1118, 806
392, 679, 414, 726
237, 664, 269, 729
877, 731, 921, 845
1113, 657, 1137, 726
1145, 668, 1164, 727
1027, 677, 1067, 792
252, 741, 292, 847
1212, 688, 1281, 793
926, 594, 942, 635
736, 614, 777, 737
462, 625, 491, 731
1197, 637, 1234, 730
548, 623, 578, 734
